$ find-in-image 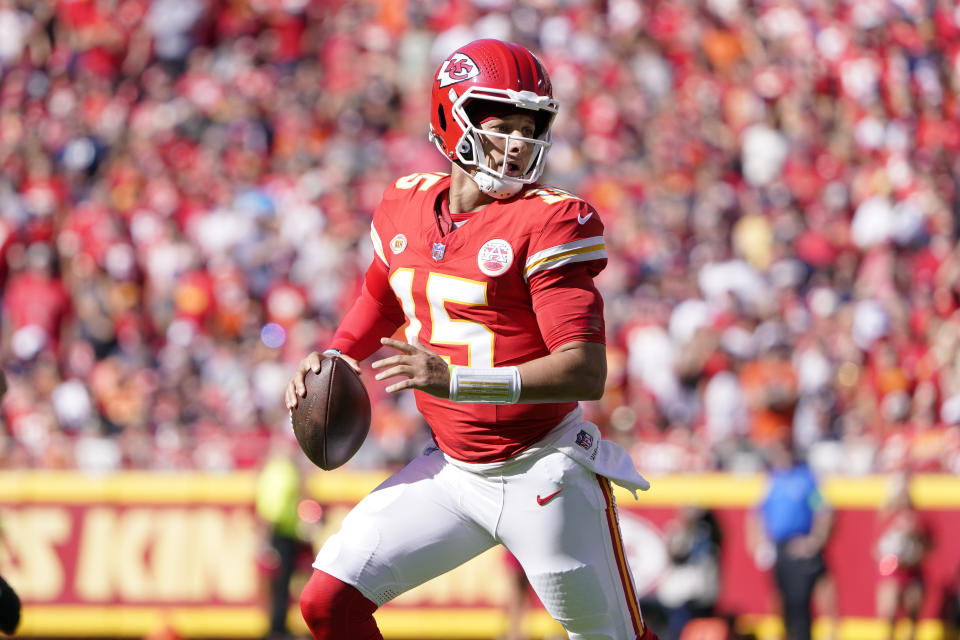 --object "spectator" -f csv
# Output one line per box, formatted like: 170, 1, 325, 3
875, 473, 929, 640
255, 432, 311, 640
656, 507, 722, 640
740, 325, 799, 450
748, 440, 836, 640
2, 243, 70, 362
